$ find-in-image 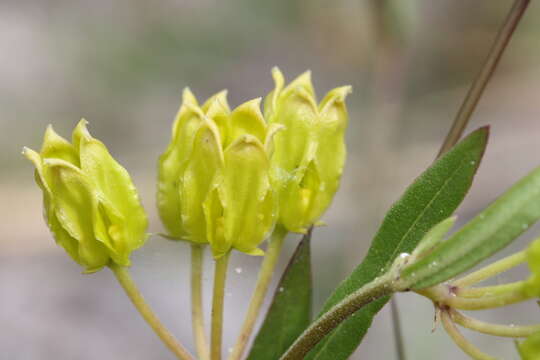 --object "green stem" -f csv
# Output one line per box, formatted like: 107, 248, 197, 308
228, 225, 288, 360
441, 310, 496, 360
418, 283, 532, 311
280, 266, 397, 360
109, 264, 194, 360
452, 250, 527, 288
450, 309, 540, 338
390, 296, 407, 360
211, 252, 231, 360
437, 0, 531, 157
191, 244, 210, 360
456, 281, 526, 299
